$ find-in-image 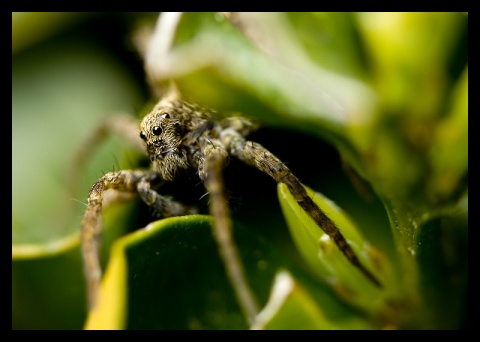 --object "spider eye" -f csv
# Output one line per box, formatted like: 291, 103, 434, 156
139, 131, 147, 141
152, 126, 162, 136
161, 113, 170, 119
